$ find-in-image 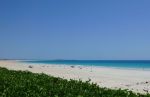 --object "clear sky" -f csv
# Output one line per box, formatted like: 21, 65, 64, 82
0, 0, 150, 60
